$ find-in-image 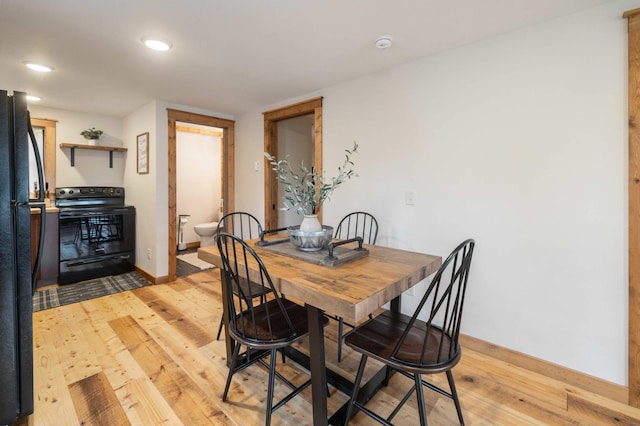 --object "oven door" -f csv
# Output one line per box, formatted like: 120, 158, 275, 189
58, 206, 135, 284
